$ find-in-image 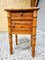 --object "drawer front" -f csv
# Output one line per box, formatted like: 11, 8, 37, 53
12, 23, 32, 29
12, 21, 33, 29
11, 12, 33, 19
11, 20, 32, 34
